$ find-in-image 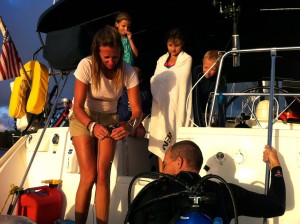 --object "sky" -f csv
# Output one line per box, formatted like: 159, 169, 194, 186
0, 0, 74, 131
